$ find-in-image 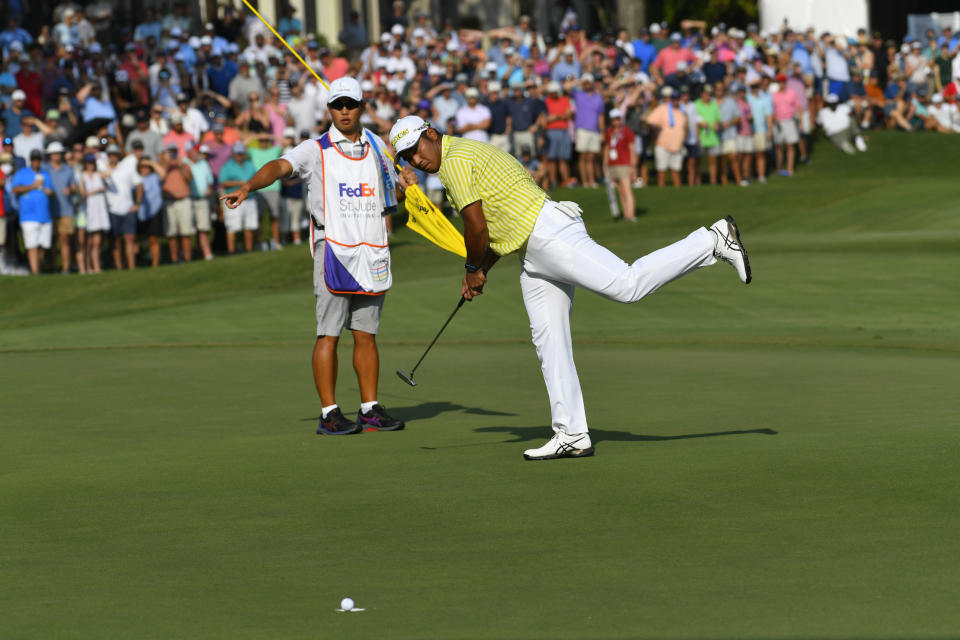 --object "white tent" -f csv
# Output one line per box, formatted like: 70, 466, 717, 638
760, 0, 869, 36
